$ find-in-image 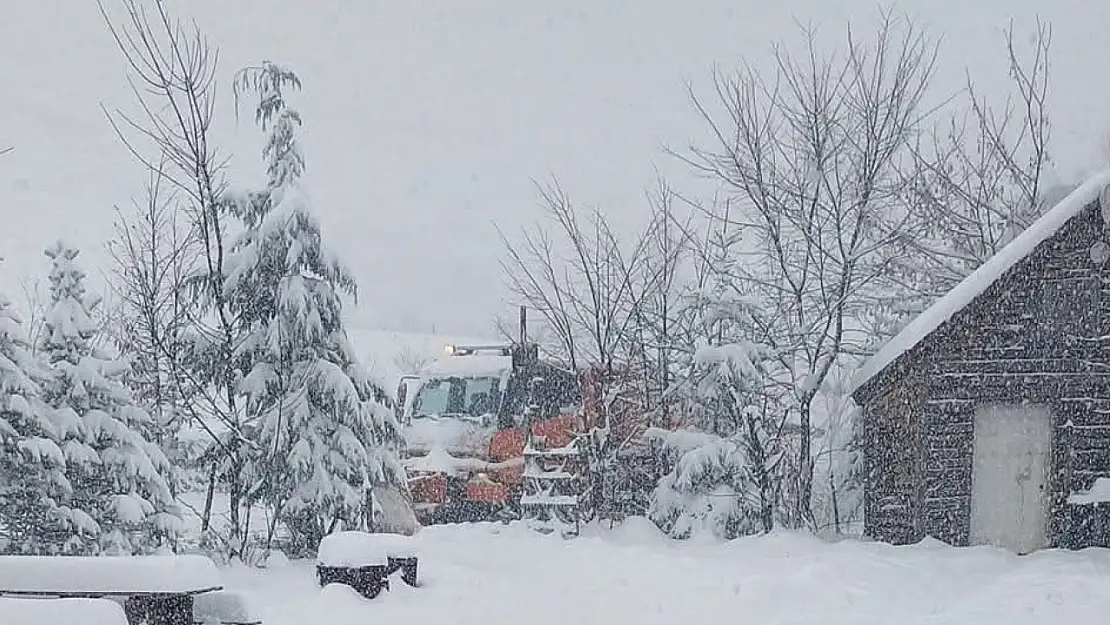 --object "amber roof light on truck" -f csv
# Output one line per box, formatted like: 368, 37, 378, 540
444, 344, 513, 357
